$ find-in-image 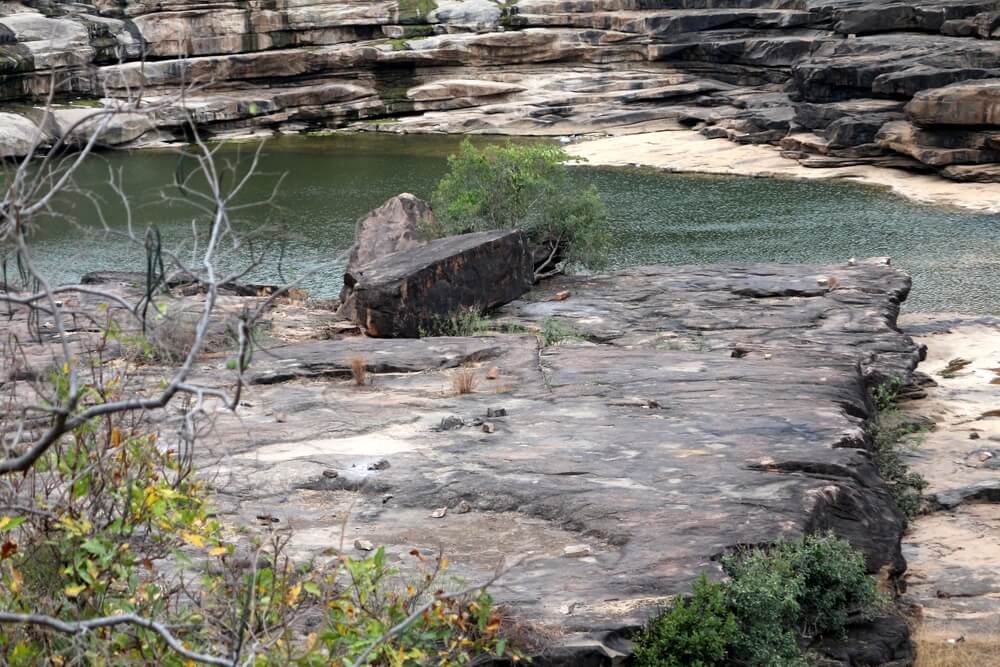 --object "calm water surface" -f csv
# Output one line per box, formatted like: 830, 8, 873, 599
23, 133, 1000, 313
